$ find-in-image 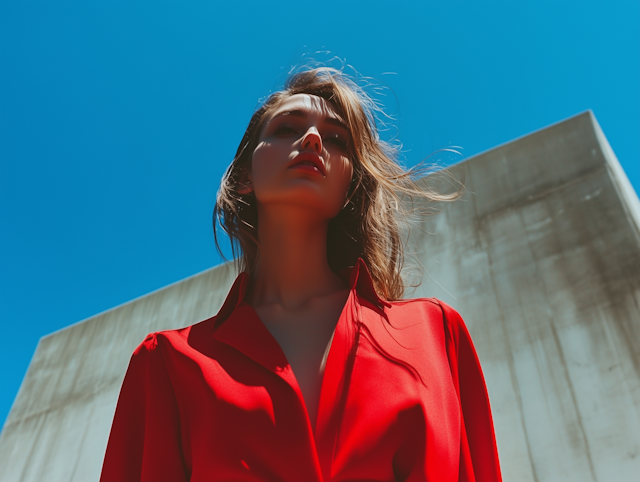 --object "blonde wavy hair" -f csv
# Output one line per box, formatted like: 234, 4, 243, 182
214, 67, 460, 301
